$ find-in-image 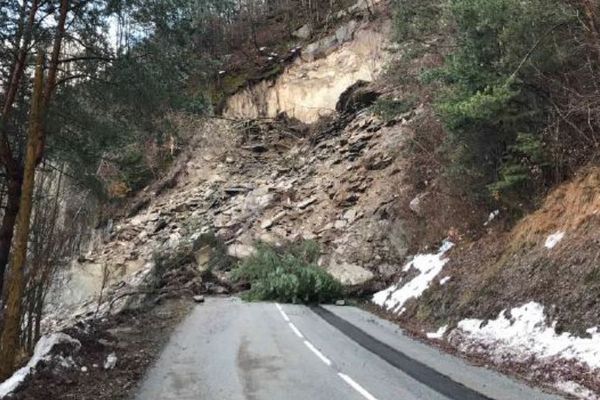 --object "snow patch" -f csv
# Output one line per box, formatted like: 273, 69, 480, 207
455, 302, 600, 370
545, 231, 565, 249
439, 276, 451, 285
0, 333, 80, 397
373, 241, 454, 313
104, 353, 118, 370
426, 325, 448, 340
484, 210, 500, 226
555, 381, 599, 400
